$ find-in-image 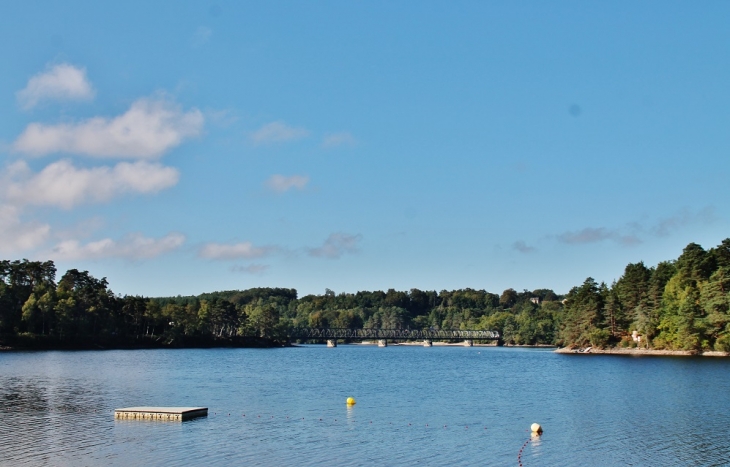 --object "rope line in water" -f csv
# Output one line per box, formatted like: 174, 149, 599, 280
15, 405, 492, 433
206, 409, 490, 432
517, 437, 531, 467
45, 405, 498, 435
15, 404, 538, 465
29, 405, 492, 433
